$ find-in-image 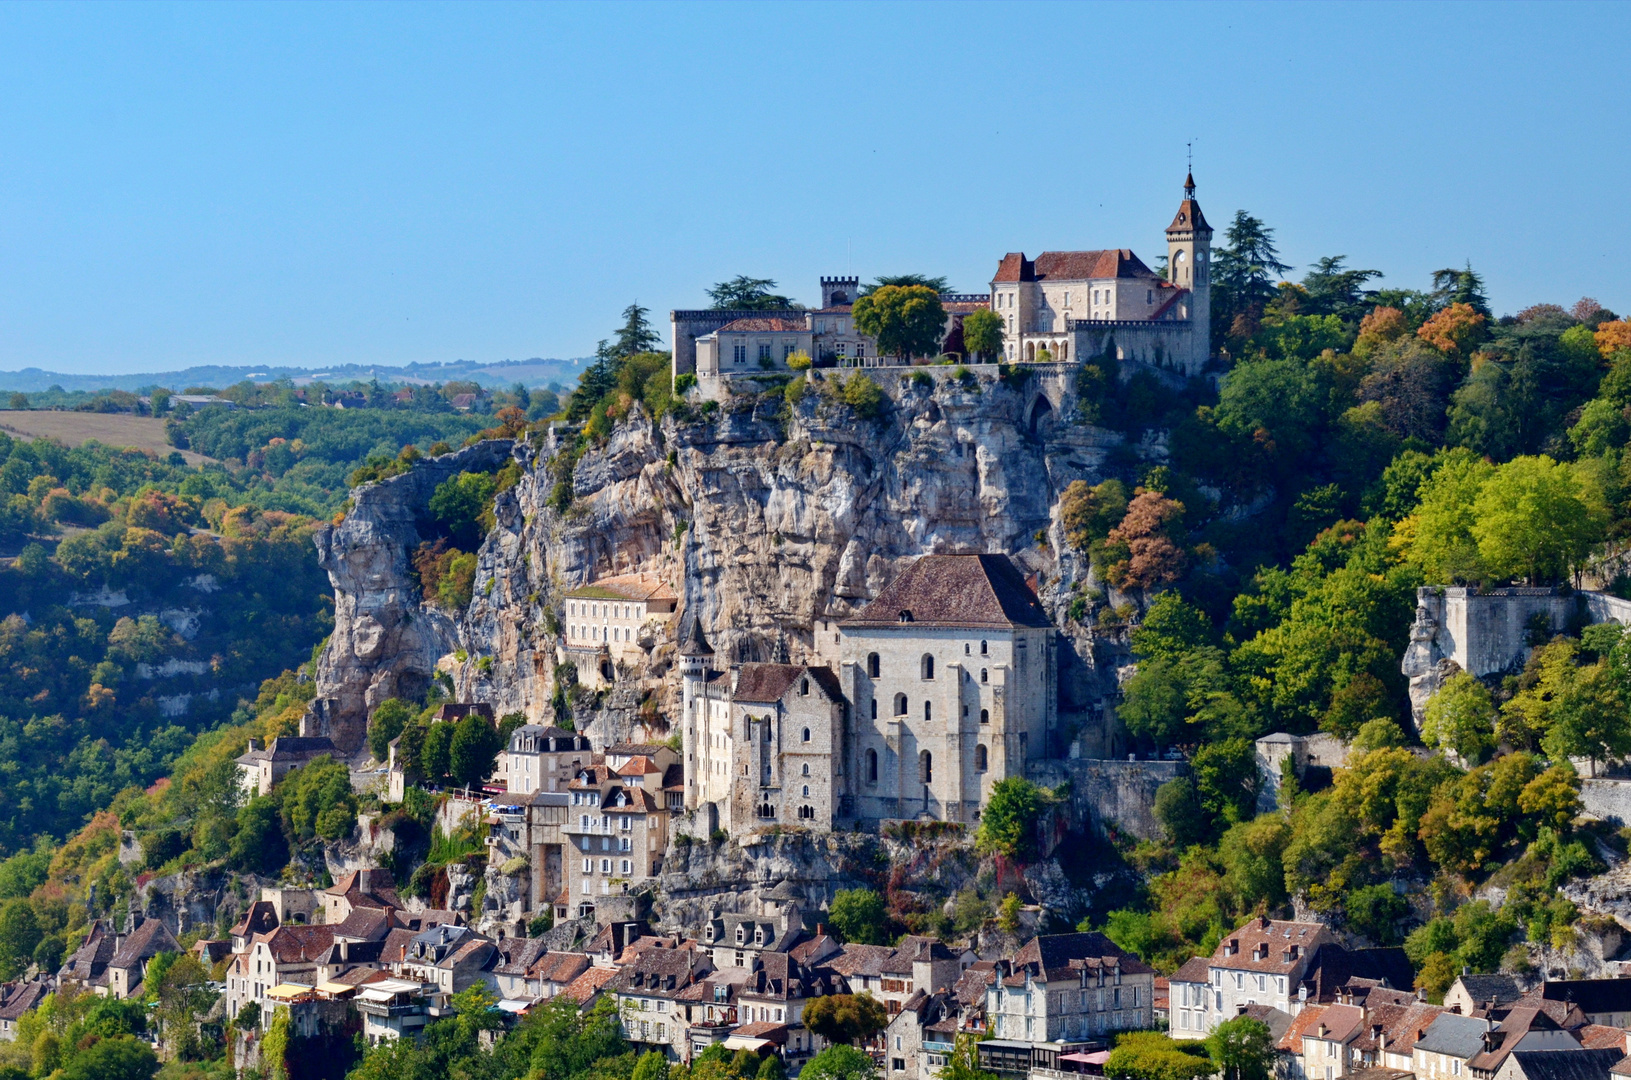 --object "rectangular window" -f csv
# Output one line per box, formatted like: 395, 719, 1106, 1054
733, 344, 746, 363
600, 859, 610, 873
758, 343, 771, 361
